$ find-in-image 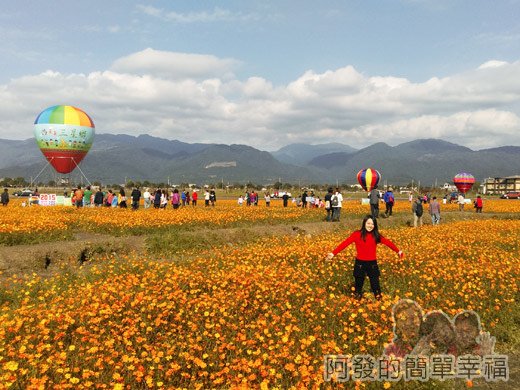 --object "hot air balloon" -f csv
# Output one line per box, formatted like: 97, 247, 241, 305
357, 168, 381, 192
34, 105, 95, 174
453, 172, 475, 194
